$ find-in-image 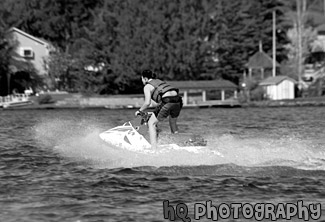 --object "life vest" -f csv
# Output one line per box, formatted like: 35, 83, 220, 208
147, 79, 178, 103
